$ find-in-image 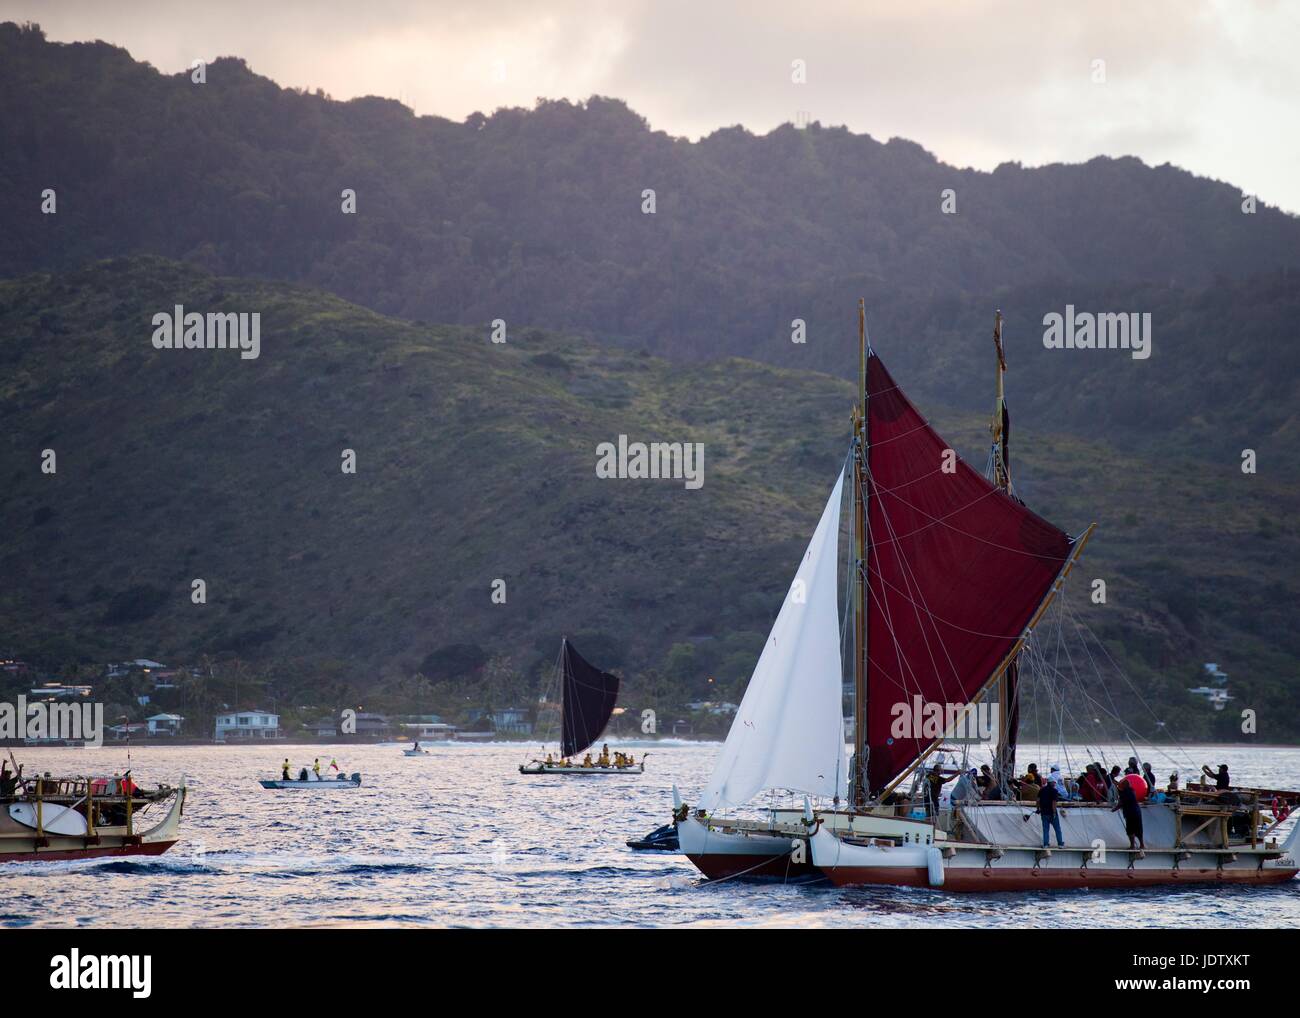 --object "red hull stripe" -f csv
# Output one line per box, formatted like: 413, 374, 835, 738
0, 840, 177, 864
685, 853, 821, 881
